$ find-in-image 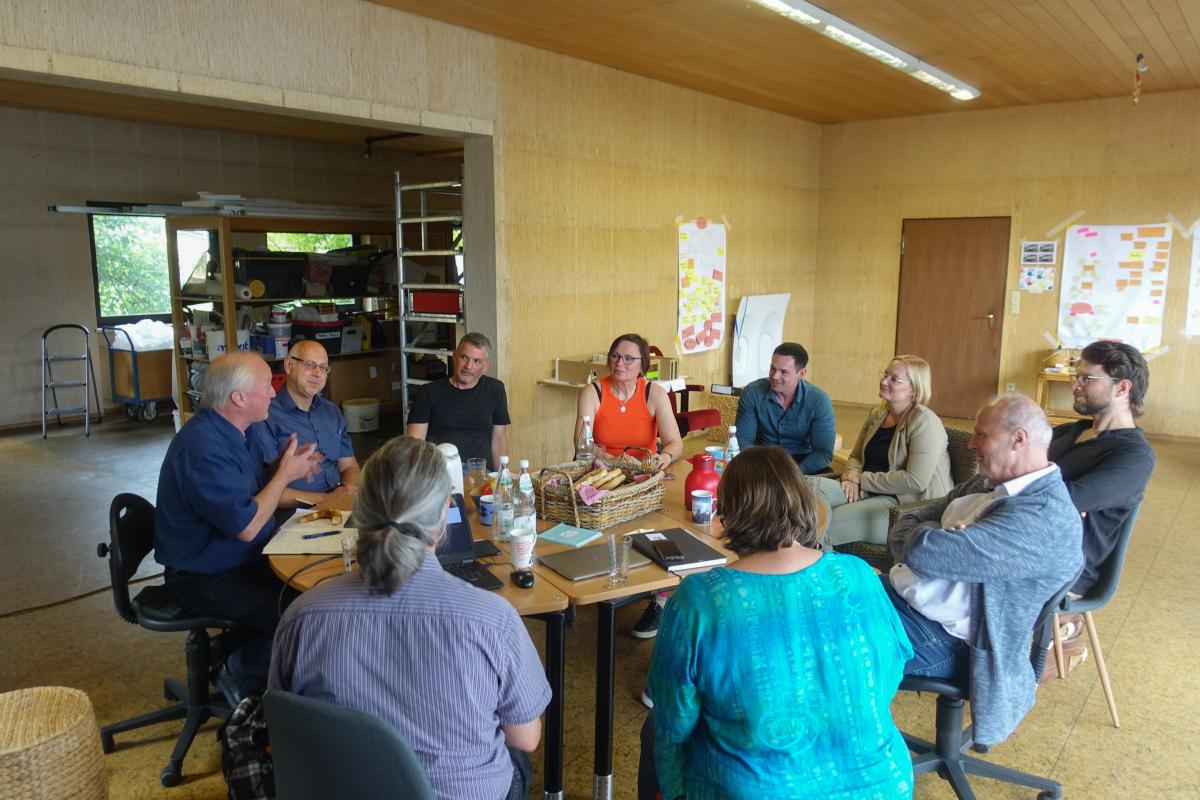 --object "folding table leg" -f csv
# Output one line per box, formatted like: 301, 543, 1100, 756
593, 601, 617, 800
